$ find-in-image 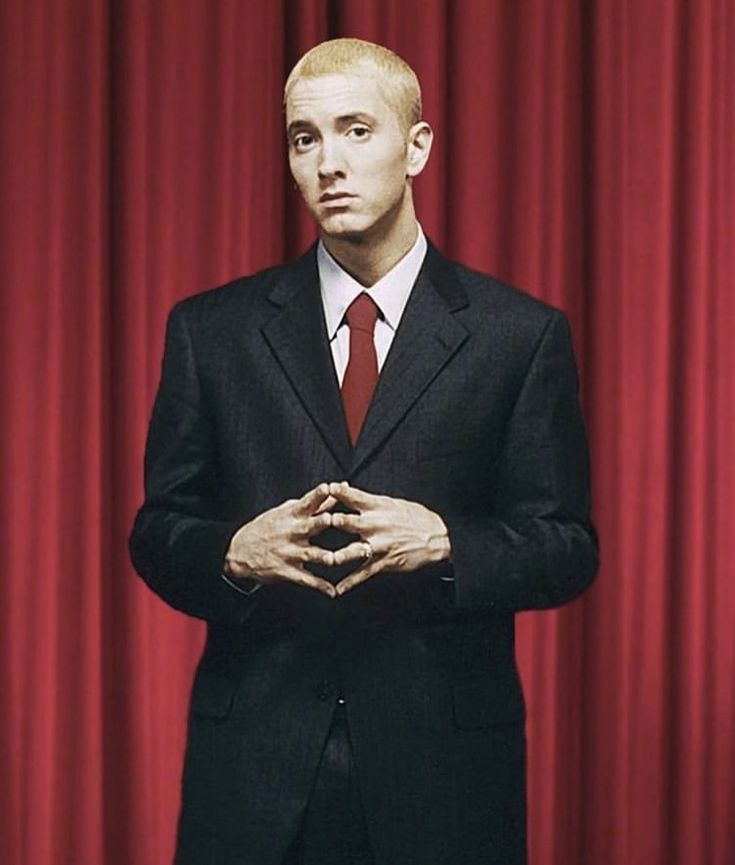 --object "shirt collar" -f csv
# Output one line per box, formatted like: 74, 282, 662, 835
317, 225, 428, 340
